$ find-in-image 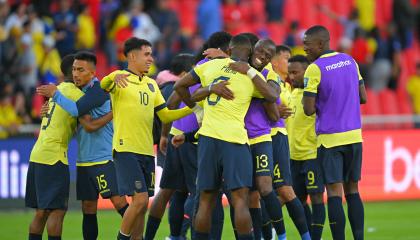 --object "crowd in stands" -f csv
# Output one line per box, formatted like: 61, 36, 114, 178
1, 0, 420, 138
